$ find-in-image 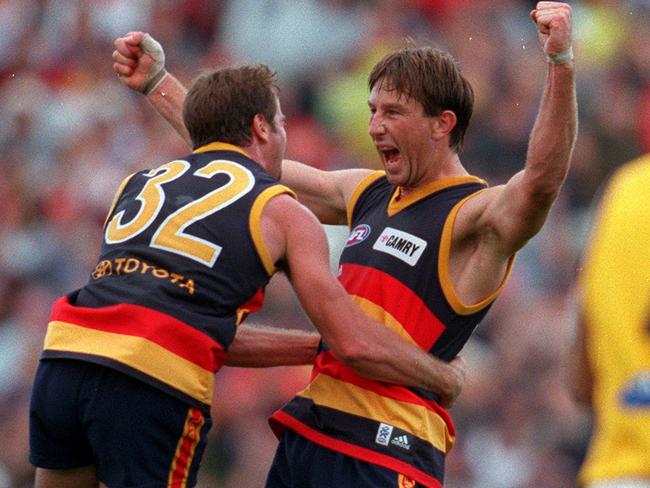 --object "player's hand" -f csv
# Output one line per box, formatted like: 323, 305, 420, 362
439, 355, 466, 409
112, 31, 167, 95
530, 2, 572, 60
